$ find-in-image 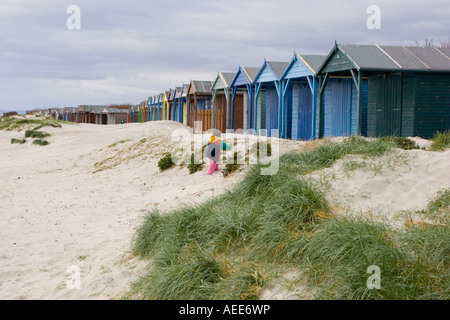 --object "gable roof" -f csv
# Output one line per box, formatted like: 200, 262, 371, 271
255, 60, 289, 83
230, 66, 262, 87
212, 71, 237, 91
